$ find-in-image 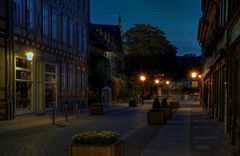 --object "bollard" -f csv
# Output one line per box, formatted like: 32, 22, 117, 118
65, 102, 68, 121
52, 107, 55, 125
76, 101, 81, 119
